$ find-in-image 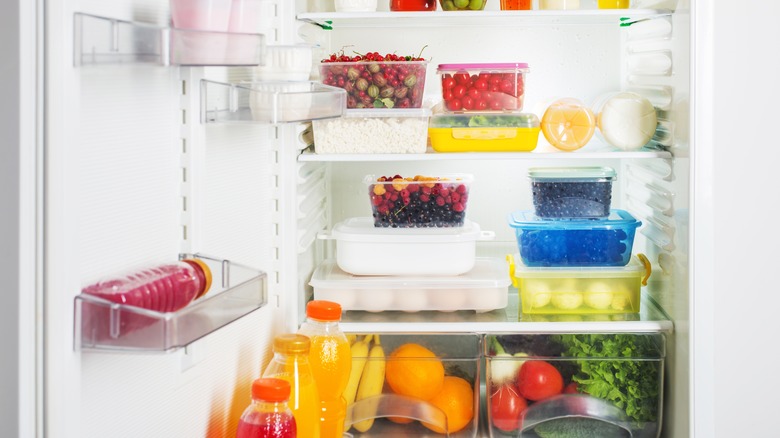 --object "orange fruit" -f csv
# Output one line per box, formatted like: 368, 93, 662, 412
422, 376, 475, 434
541, 98, 596, 151
385, 343, 445, 401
